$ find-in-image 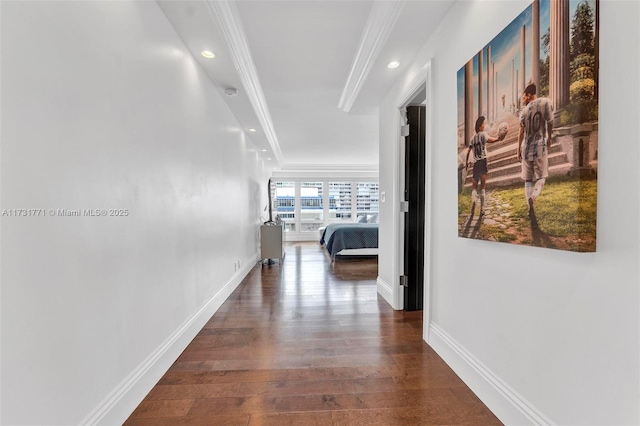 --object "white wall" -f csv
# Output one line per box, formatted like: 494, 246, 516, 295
0, 1, 269, 424
378, 0, 639, 424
